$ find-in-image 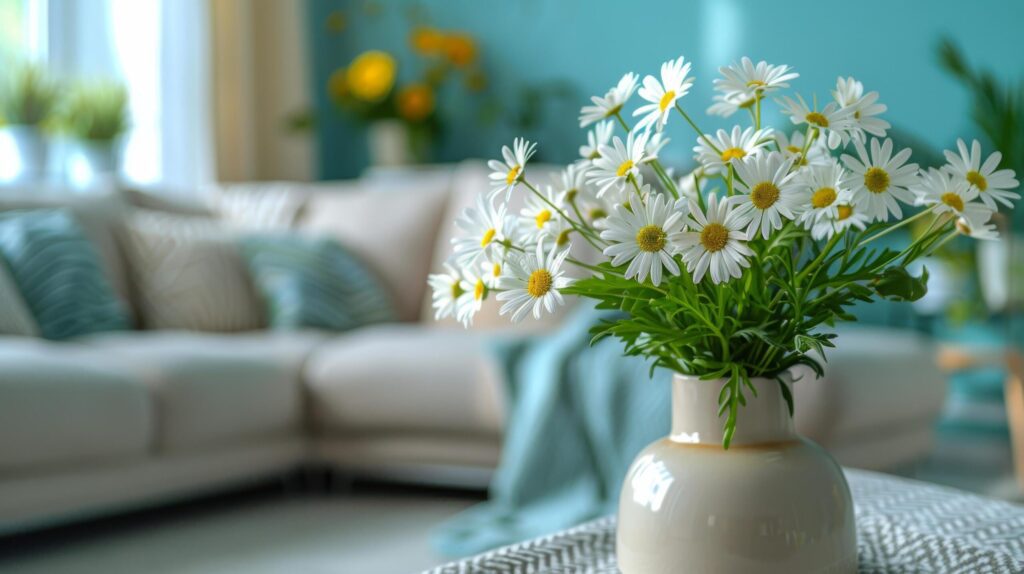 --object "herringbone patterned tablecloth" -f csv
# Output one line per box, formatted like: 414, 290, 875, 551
425, 469, 1024, 574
